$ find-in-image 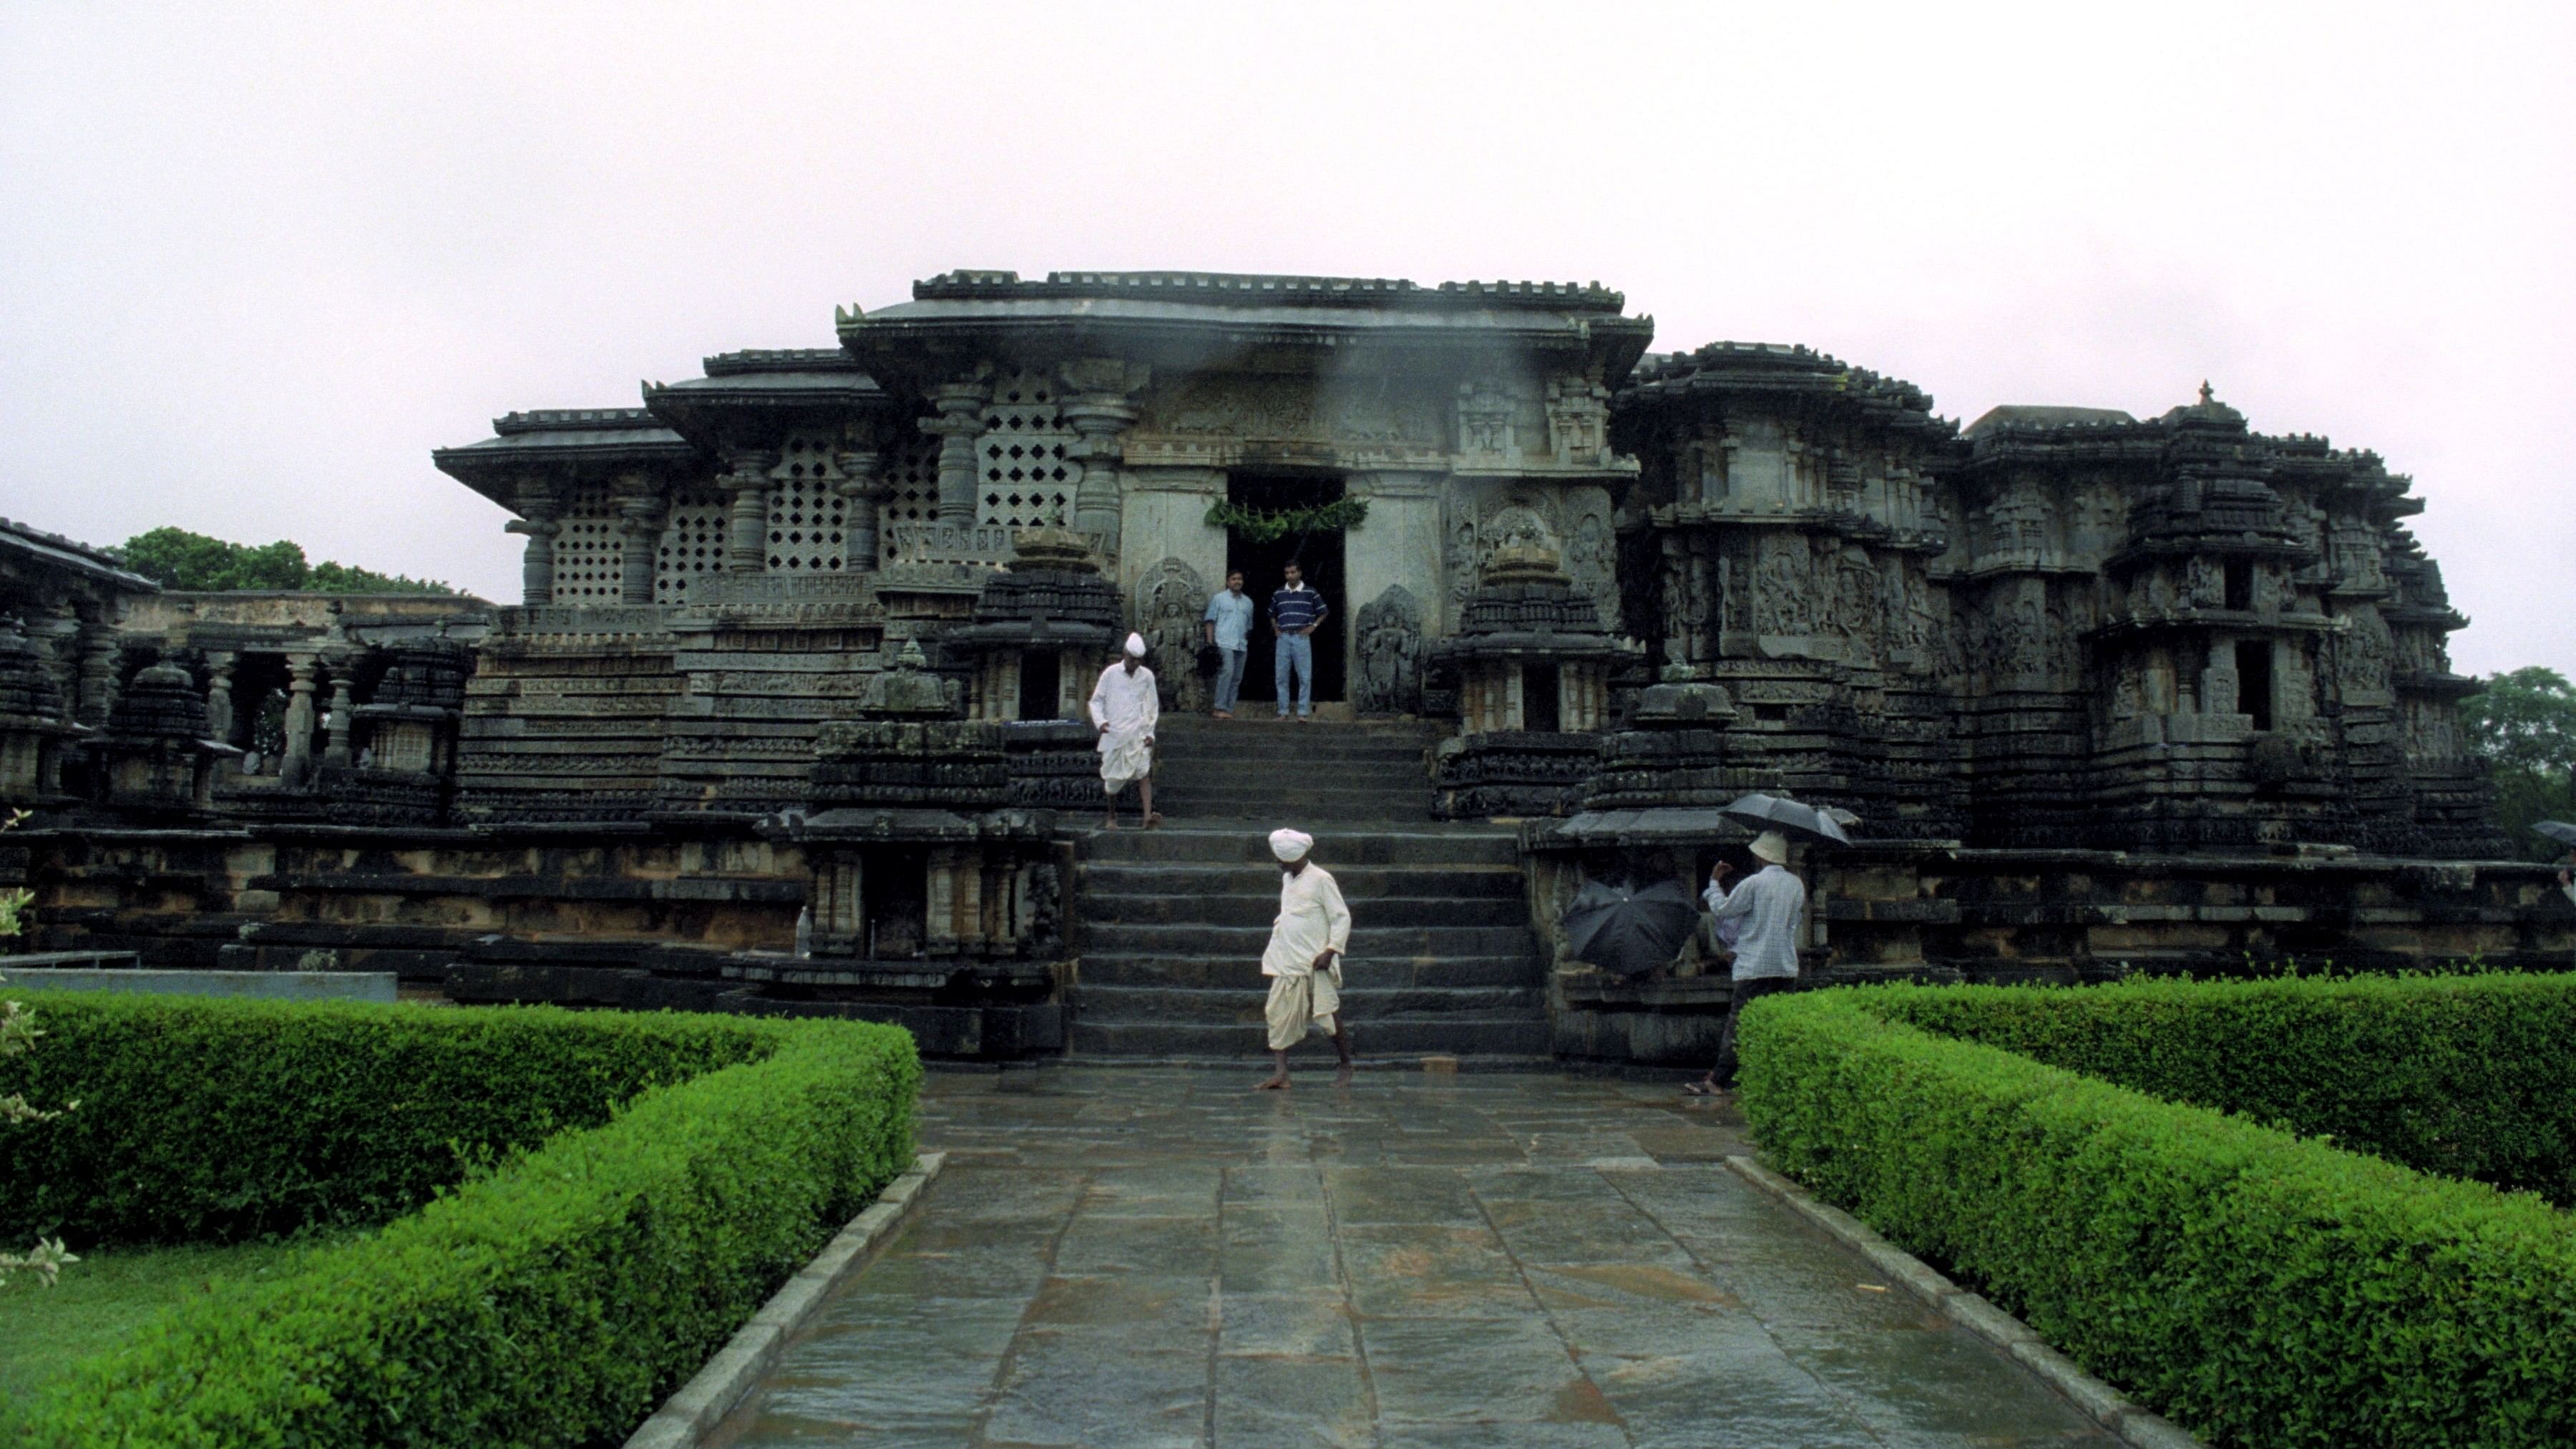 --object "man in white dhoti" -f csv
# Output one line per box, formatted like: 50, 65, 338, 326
1089, 633, 1161, 830
1259, 827, 1354, 1089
